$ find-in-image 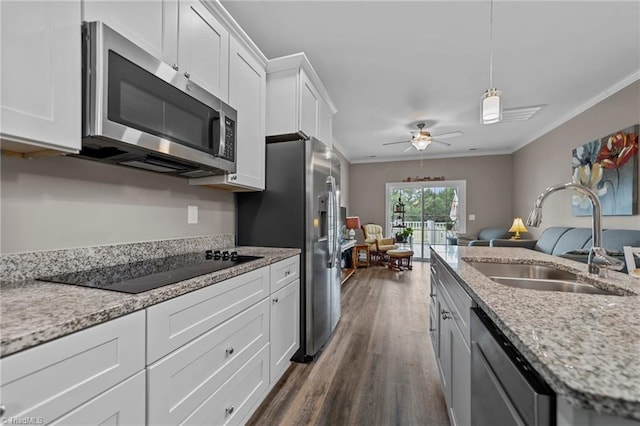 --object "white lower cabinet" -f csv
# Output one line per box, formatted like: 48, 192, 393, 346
49, 371, 146, 426
146, 255, 300, 426
431, 252, 471, 426
270, 279, 300, 382
147, 299, 270, 425
0, 311, 145, 424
